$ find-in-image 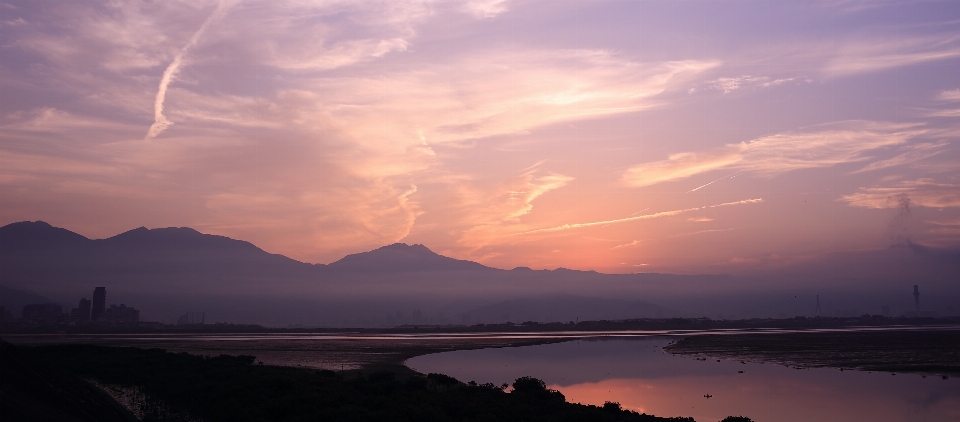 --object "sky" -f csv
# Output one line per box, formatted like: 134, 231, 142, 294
2, 0, 959, 273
